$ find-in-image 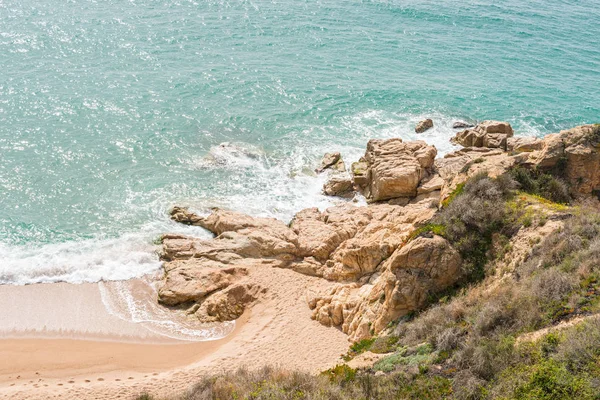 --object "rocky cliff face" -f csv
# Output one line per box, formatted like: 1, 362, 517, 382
157, 123, 600, 342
